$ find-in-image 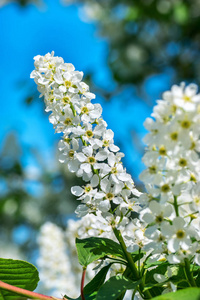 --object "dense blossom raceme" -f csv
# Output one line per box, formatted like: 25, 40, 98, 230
32, 53, 200, 289
30, 51, 141, 225
139, 82, 200, 265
